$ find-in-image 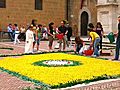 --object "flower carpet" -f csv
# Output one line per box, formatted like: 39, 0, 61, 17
0, 53, 120, 89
